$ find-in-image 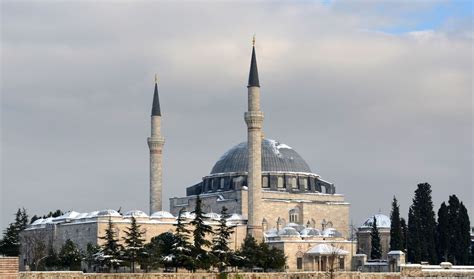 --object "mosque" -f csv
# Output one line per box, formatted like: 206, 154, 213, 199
19, 40, 379, 272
